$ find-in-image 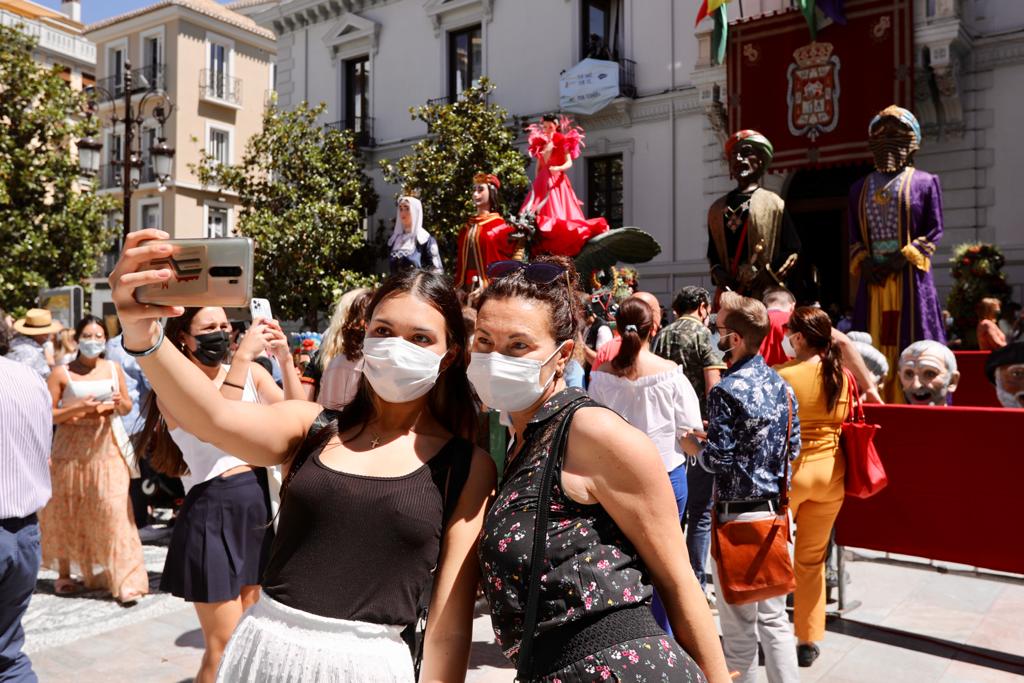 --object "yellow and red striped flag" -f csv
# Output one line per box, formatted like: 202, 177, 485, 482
695, 0, 732, 27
